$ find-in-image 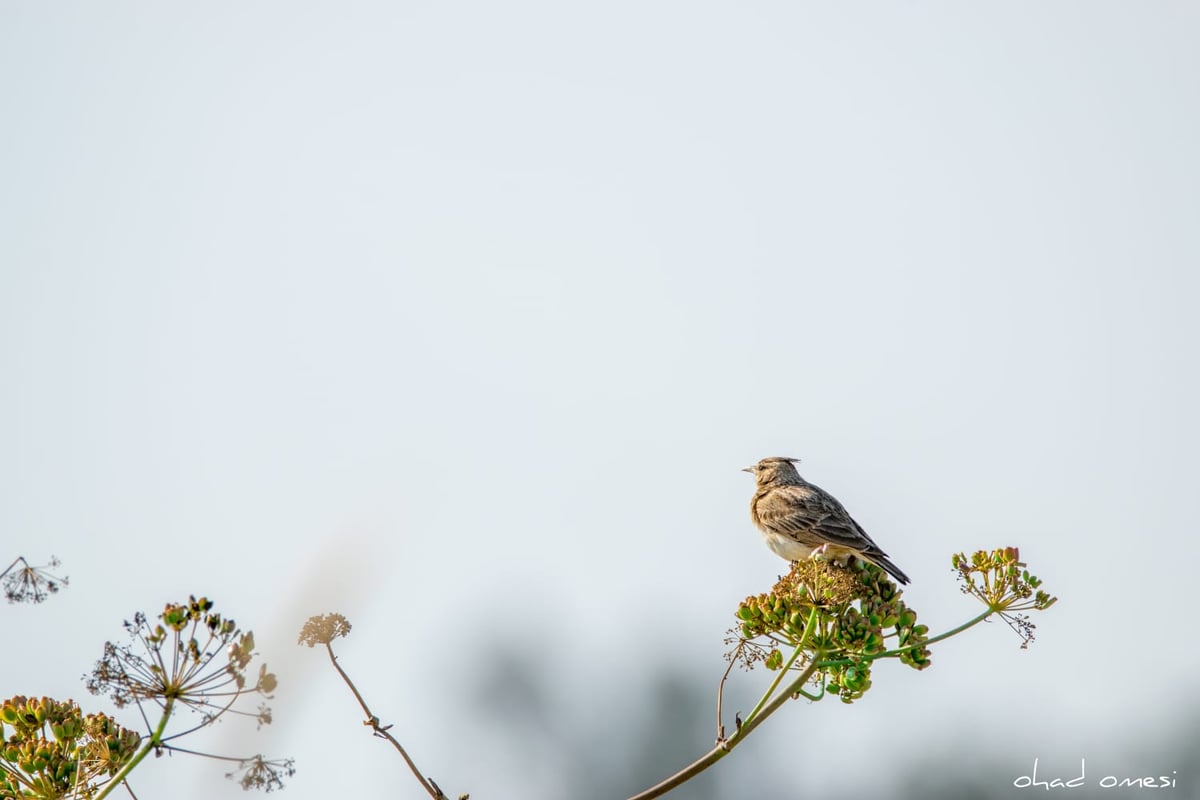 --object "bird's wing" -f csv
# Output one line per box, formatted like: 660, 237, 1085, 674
758, 484, 885, 554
